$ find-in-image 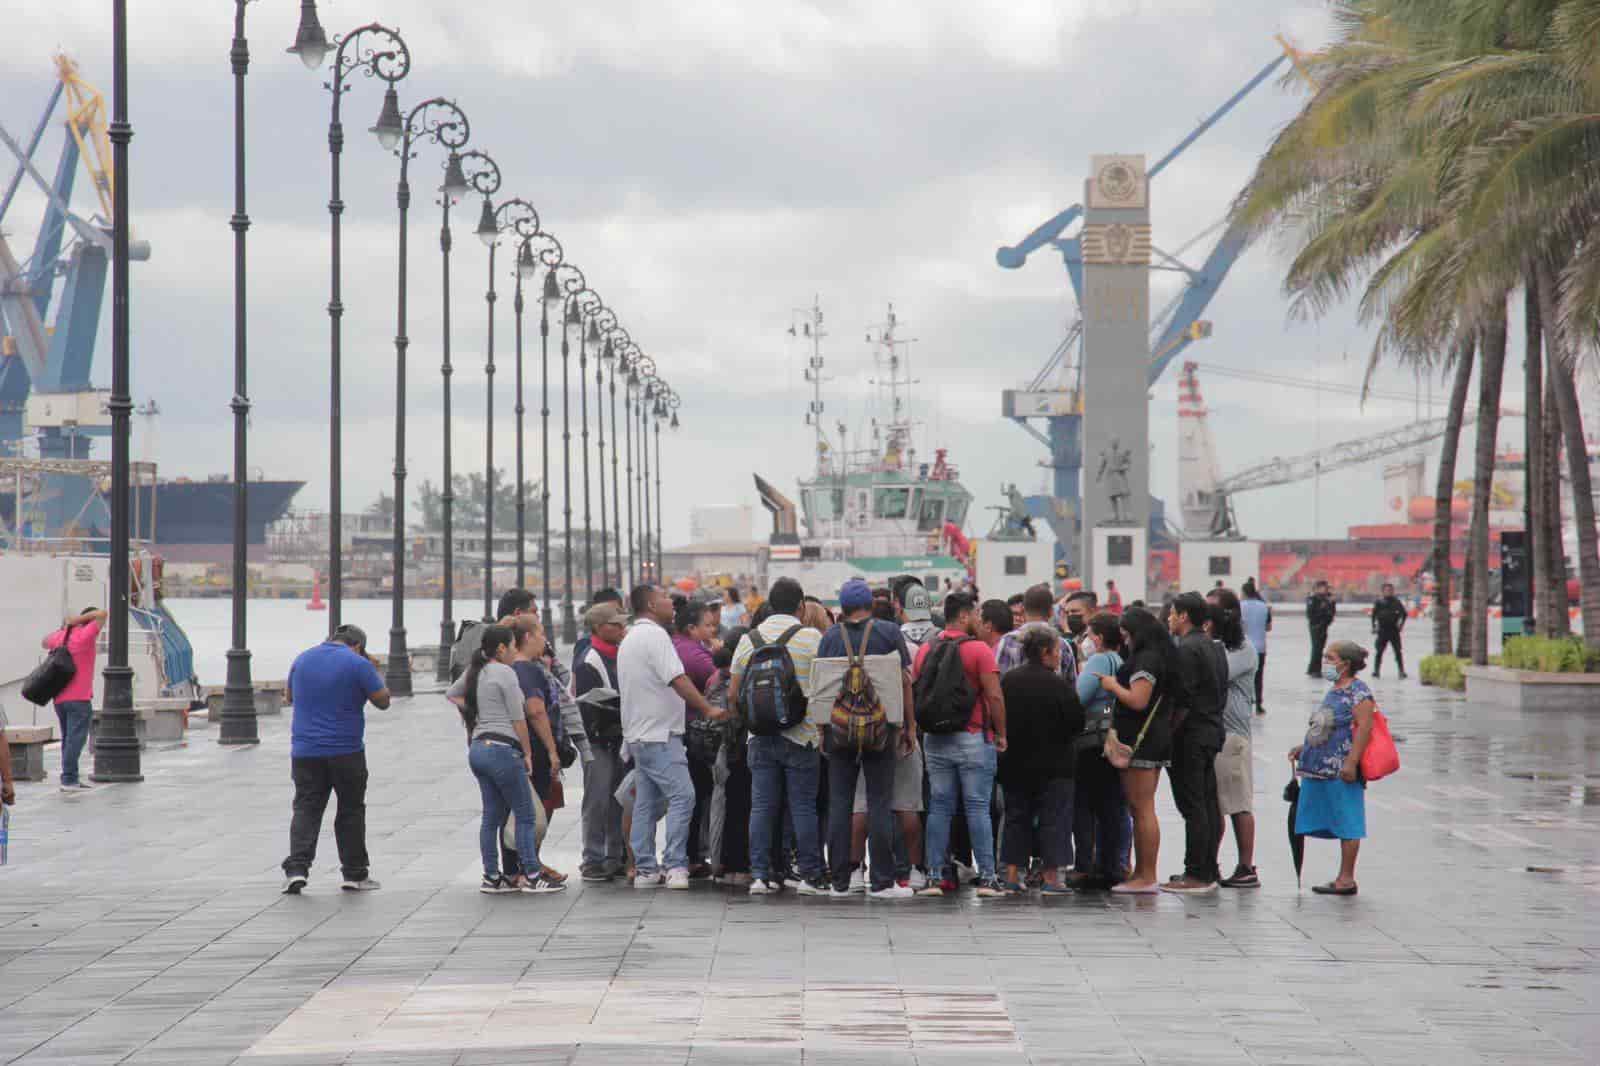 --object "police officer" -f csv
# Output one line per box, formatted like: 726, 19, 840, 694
1371, 582, 1409, 679
1304, 580, 1336, 676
